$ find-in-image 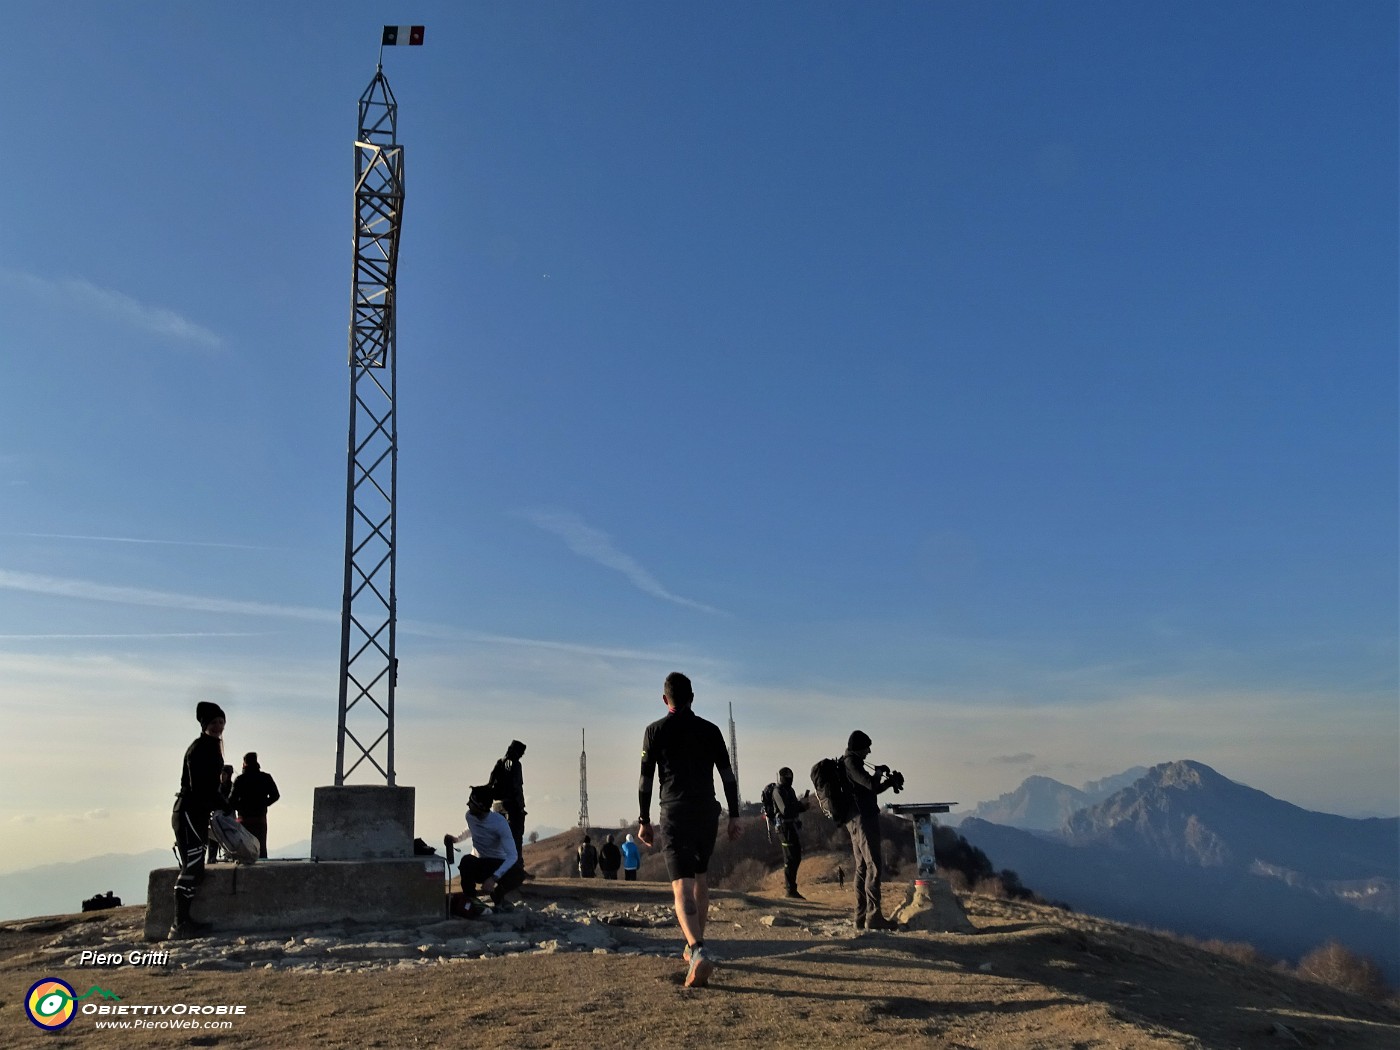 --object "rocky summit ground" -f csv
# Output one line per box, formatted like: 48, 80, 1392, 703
2, 873, 1397, 1049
